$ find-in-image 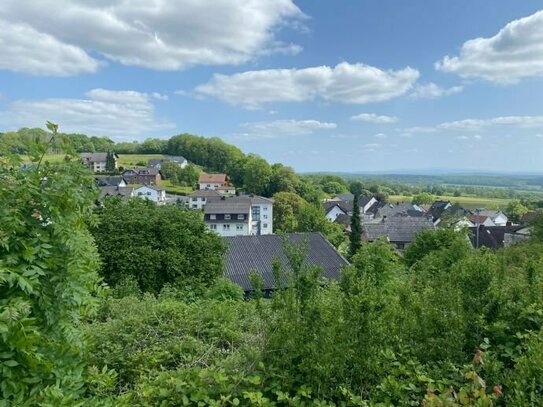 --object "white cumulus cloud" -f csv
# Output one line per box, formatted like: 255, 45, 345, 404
410, 83, 463, 99
0, 0, 304, 75
351, 113, 398, 123
0, 89, 174, 139
436, 10, 543, 83
196, 62, 419, 109
238, 119, 337, 138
